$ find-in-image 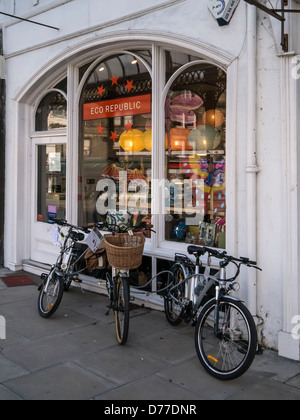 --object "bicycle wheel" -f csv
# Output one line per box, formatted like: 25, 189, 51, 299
195, 297, 257, 380
38, 269, 64, 318
114, 275, 130, 345
164, 264, 185, 326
